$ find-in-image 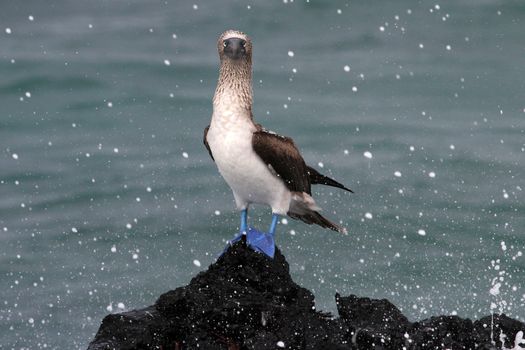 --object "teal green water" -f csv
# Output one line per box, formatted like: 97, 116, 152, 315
1, 1, 524, 348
